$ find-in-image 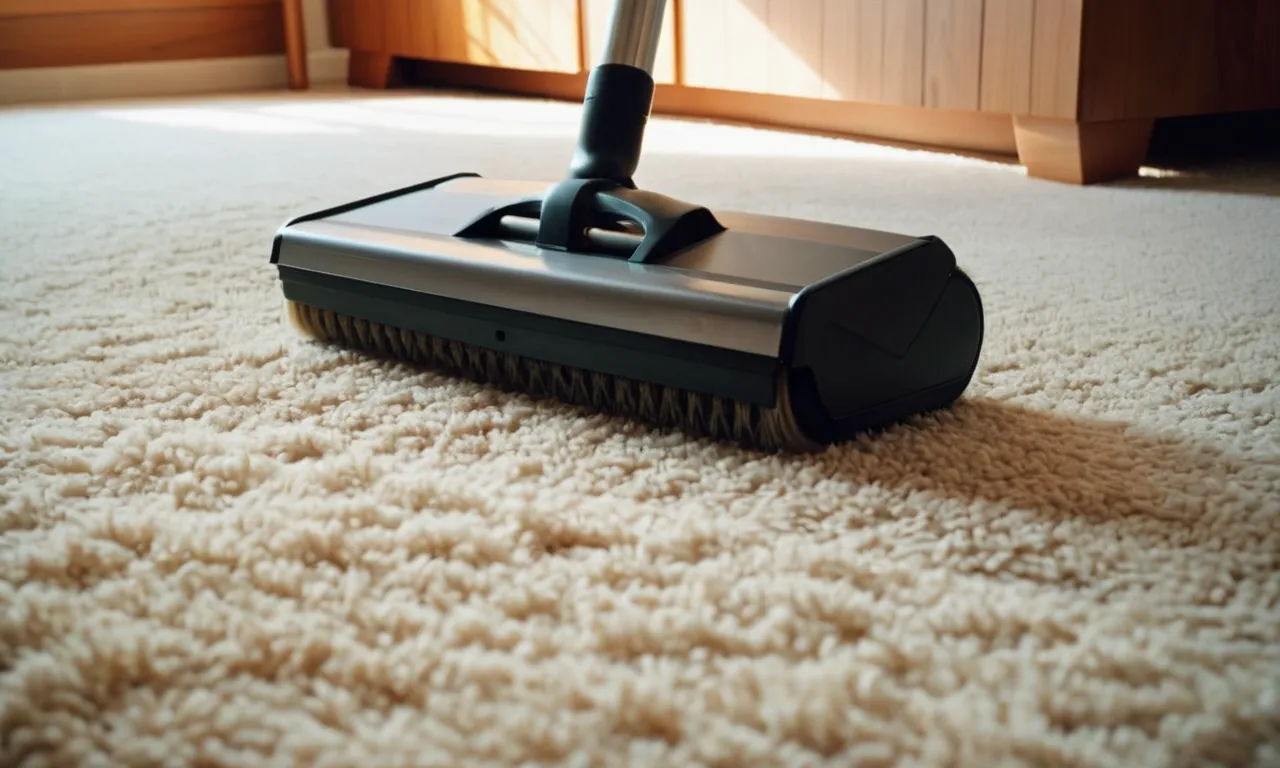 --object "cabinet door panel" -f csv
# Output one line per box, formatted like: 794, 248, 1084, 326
980, 0, 1034, 113
765, 0, 824, 98
680, 0, 821, 96
882, 0, 924, 106
383, 0, 436, 59
923, 0, 983, 110
679, 0, 729, 89
432, 0, 579, 72
1030, 0, 1083, 119
819, 0, 927, 106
